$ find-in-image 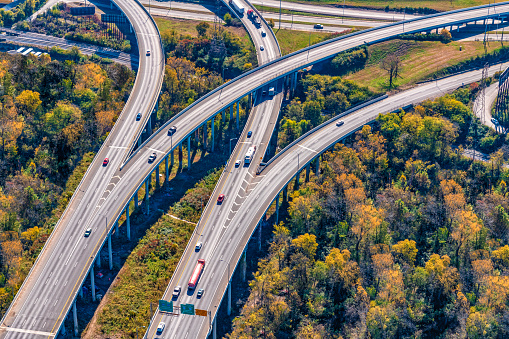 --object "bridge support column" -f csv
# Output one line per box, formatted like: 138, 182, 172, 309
188, 136, 192, 170
275, 194, 279, 224
248, 92, 252, 110
96, 251, 101, 268
213, 316, 217, 339
156, 165, 160, 189
134, 190, 139, 209
115, 221, 118, 236
236, 102, 240, 130
79, 284, 83, 298
171, 148, 174, 168
227, 281, 231, 316
60, 322, 66, 335
138, 137, 141, 147
108, 233, 113, 270
258, 221, 262, 251
165, 156, 169, 185
73, 299, 78, 336
241, 249, 246, 282
90, 266, 96, 302
145, 179, 150, 215
295, 172, 300, 191
179, 143, 183, 167
126, 204, 131, 241
283, 185, 288, 202
230, 105, 233, 121
222, 109, 225, 121
306, 163, 311, 182
211, 116, 215, 152
315, 157, 320, 178
203, 123, 207, 150
147, 115, 151, 135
